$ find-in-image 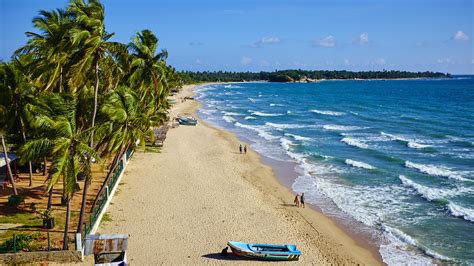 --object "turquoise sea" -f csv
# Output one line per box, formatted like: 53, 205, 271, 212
195, 77, 474, 265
